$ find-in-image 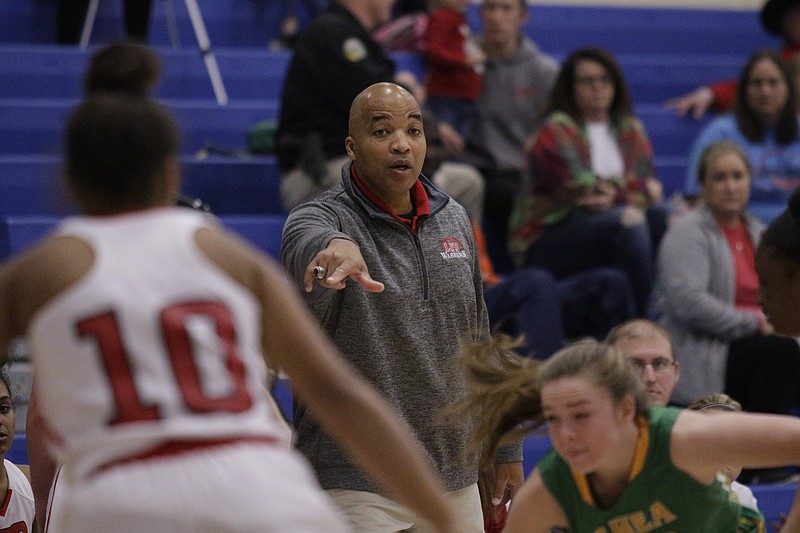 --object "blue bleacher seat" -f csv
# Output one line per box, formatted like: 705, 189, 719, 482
0, 102, 705, 203
0, 216, 58, 258
272, 377, 293, 422
0, 44, 756, 107
634, 104, 713, 196
219, 214, 285, 259
751, 481, 798, 529
0, 2, 769, 206
0, 45, 747, 106
468, 4, 780, 57
1, 2, 781, 54
179, 156, 283, 216
0, 98, 279, 155
0, 153, 283, 218
0, 45, 290, 101
0, 0, 299, 48
0, 157, 69, 217
0, 3, 780, 205
621, 54, 745, 105
0, 213, 286, 260
522, 433, 553, 477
